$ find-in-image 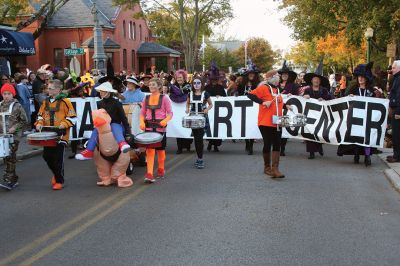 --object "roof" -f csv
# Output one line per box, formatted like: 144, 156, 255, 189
81, 36, 121, 49
31, 0, 117, 28
137, 42, 181, 56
